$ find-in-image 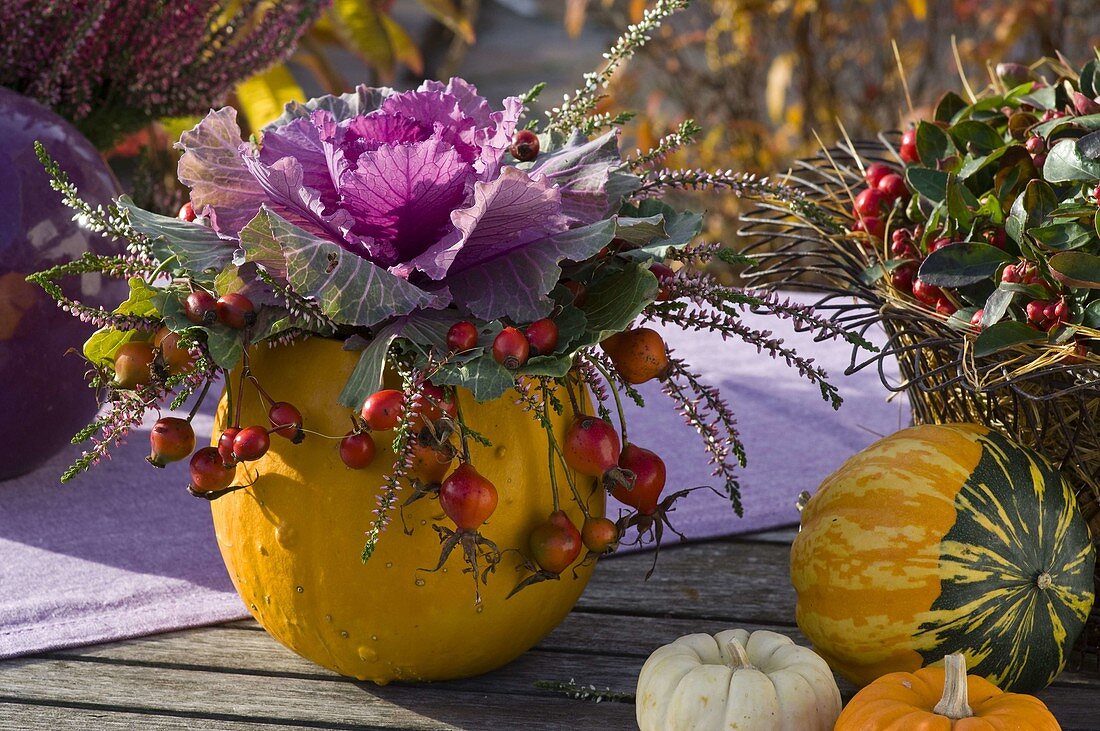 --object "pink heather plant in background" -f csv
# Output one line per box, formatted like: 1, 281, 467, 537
0, 0, 328, 148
